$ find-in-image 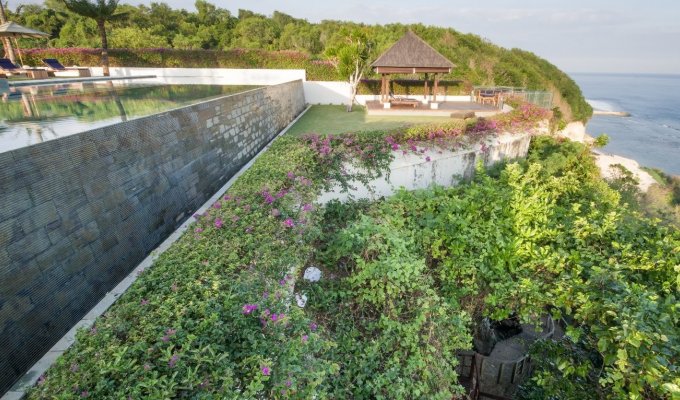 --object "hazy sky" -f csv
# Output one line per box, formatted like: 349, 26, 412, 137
15, 0, 680, 73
